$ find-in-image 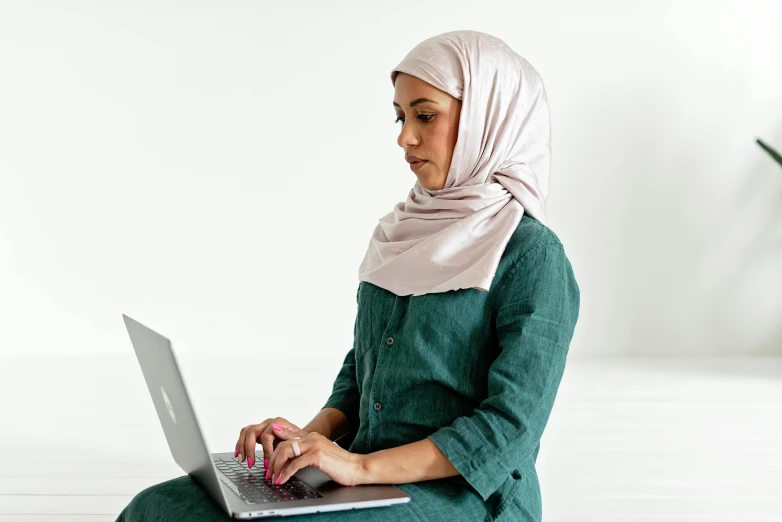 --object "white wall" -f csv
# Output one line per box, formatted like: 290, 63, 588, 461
3, 1, 782, 461
3, 4, 782, 507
